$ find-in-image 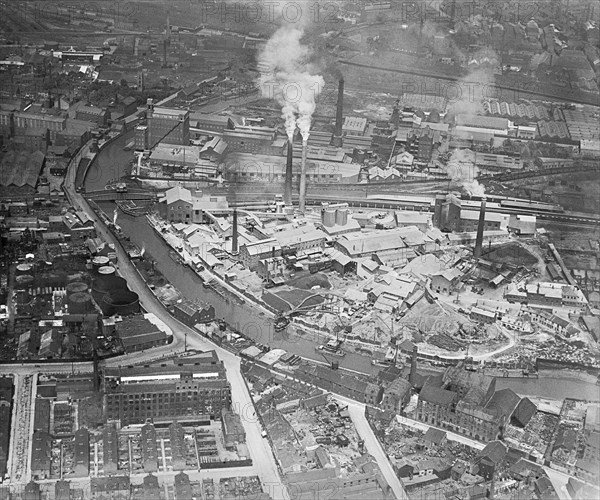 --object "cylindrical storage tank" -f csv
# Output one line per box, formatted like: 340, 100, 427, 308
101, 290, 140, 316
15, 275, 34, 287
16, 263, 33, 276
92, 256, 110, 270
335, 208, 348, 226
98, 266, 115, 276
92, 275, 127, 294
69, 292, 92, 314
66, 281, 88, 297
323, 208, 336, 227
92, 274, 128, 306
